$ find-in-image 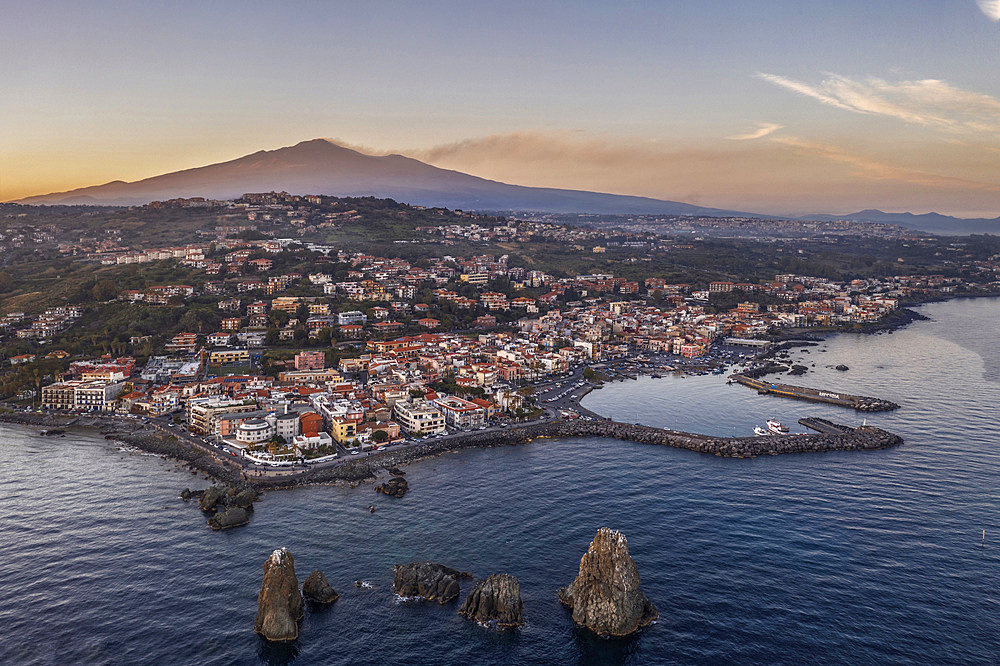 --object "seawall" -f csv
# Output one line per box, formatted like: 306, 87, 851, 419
257, 419, 904, 489
0, 411, 903, 490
